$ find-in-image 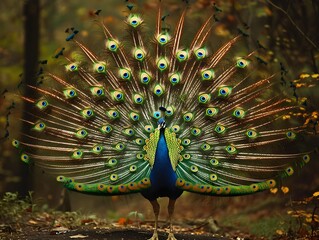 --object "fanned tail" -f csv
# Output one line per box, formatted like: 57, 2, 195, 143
12, 5, 315, 197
